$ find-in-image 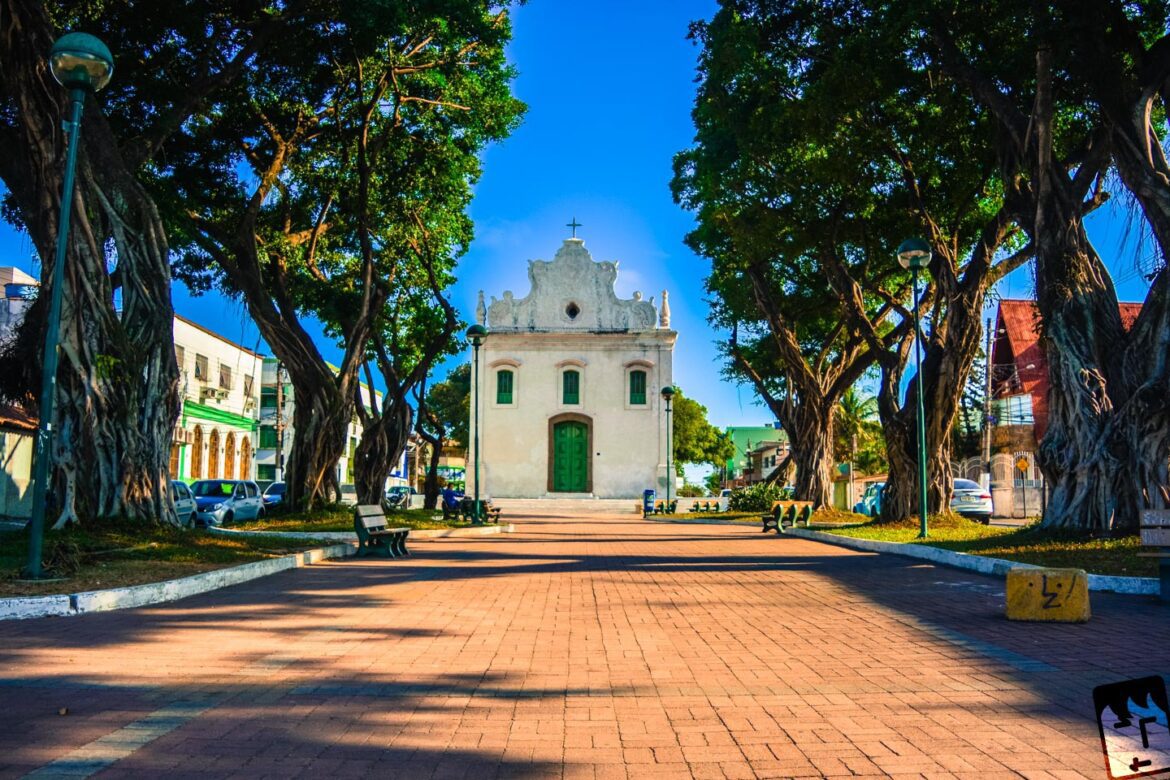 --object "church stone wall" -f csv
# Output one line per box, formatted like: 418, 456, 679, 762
469, 238, 675, 500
